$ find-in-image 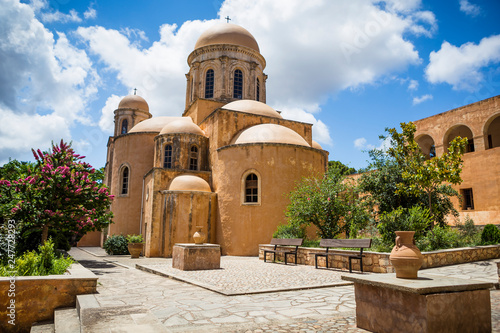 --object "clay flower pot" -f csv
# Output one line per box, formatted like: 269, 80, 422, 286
389, 231, 423, 279
193, 226, 206, 244
128, 243, 144, 258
